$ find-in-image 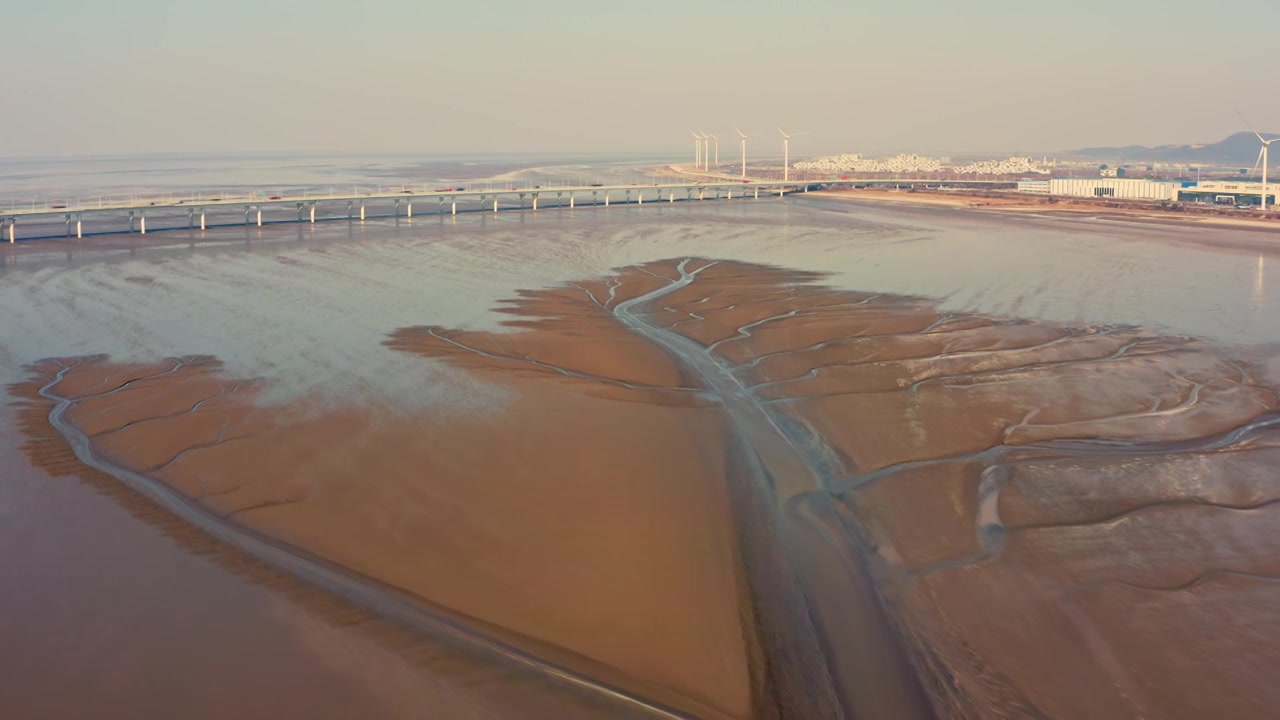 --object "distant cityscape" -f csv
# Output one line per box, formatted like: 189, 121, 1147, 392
794, 154, 1046, 175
